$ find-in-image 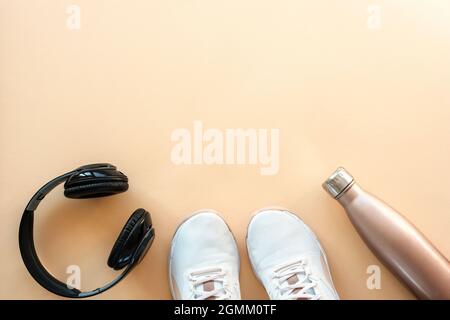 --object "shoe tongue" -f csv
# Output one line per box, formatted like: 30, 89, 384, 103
203, 280, 217, 300
285, 272, 316, 299
192, 269, 223, 300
